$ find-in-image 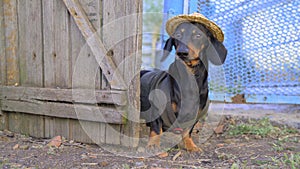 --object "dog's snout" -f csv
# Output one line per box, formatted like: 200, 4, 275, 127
176, 46, 189, 58
177, 51, 189, 58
